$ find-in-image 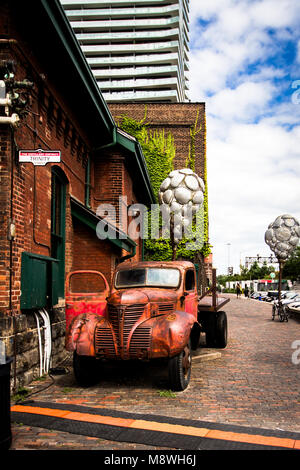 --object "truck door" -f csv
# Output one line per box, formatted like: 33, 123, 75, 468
65, 270, 110, 333
183, 269, 198, 317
